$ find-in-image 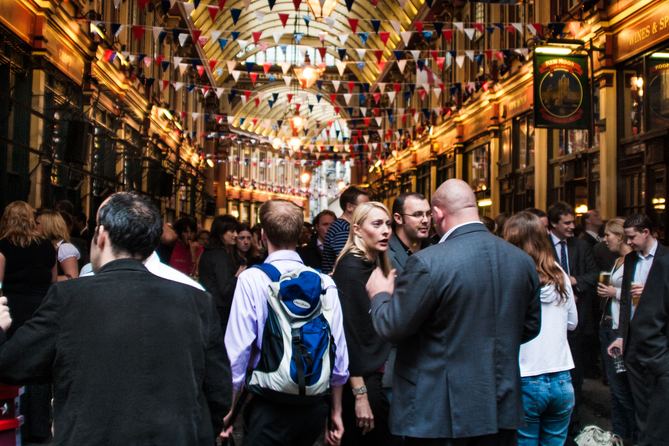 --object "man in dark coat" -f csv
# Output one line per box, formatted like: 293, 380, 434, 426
608, 213, 669, 441
297, 209, 336, 270
365, 179, 542, 445
0, 192, 232, 446
628, 254, 669, 446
